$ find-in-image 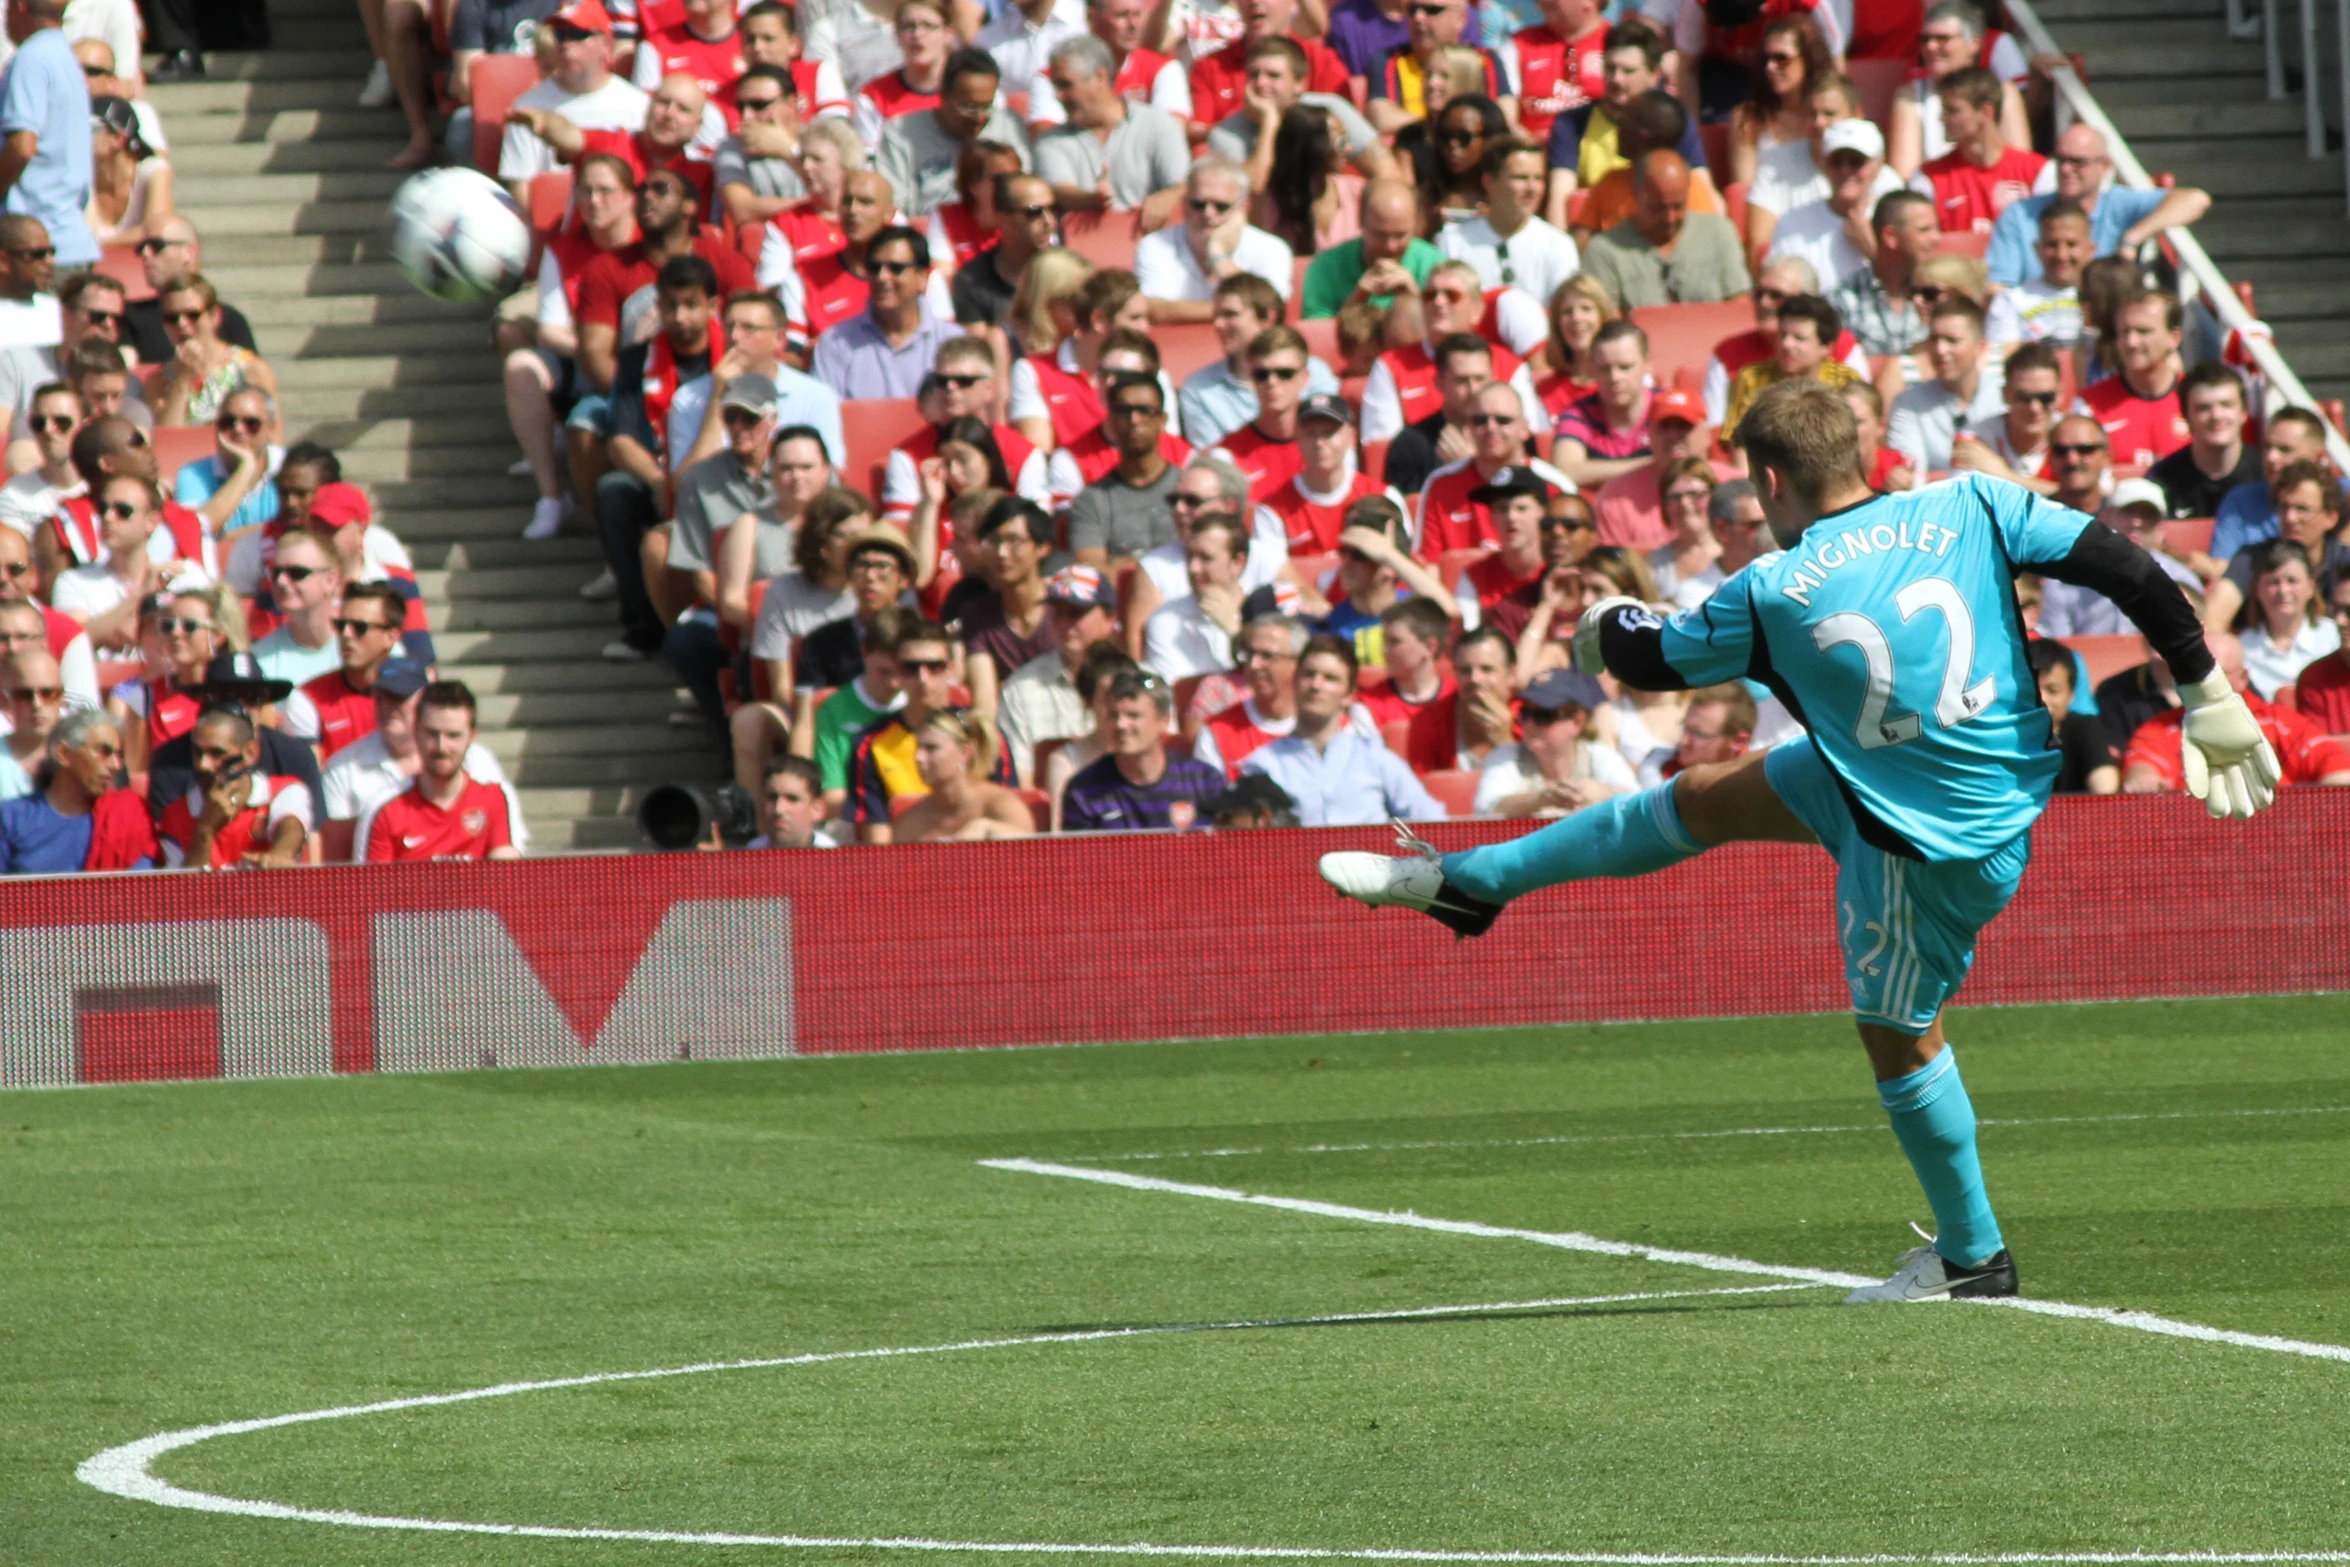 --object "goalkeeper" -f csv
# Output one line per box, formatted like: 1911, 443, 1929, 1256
1322, 380, 2279, 1304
